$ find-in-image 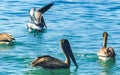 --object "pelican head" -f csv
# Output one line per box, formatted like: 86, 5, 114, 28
103, 32, 108, 40
60, 39, 78, 68
103, 32, 108, 39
